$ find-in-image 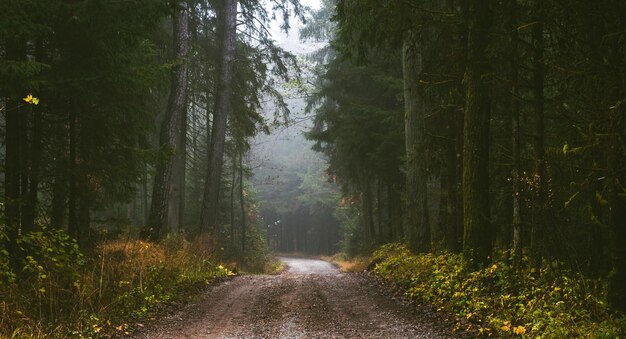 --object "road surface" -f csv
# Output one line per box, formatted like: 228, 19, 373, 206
135, 257, 458, 338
